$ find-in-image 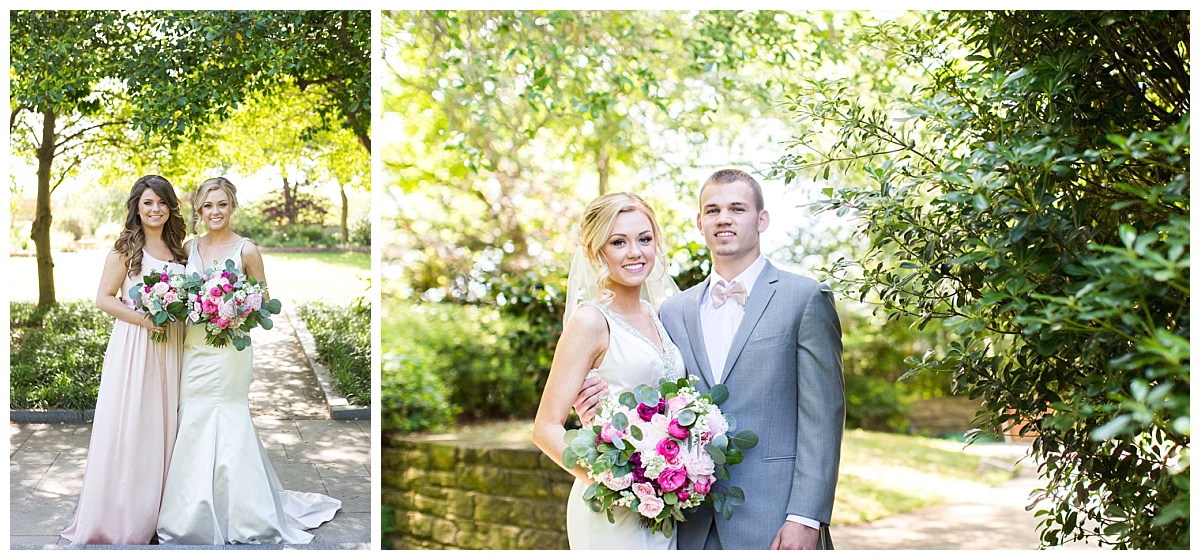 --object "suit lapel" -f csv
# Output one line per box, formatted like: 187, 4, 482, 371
683, 278, 716, 387
721, 262, 779, 383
